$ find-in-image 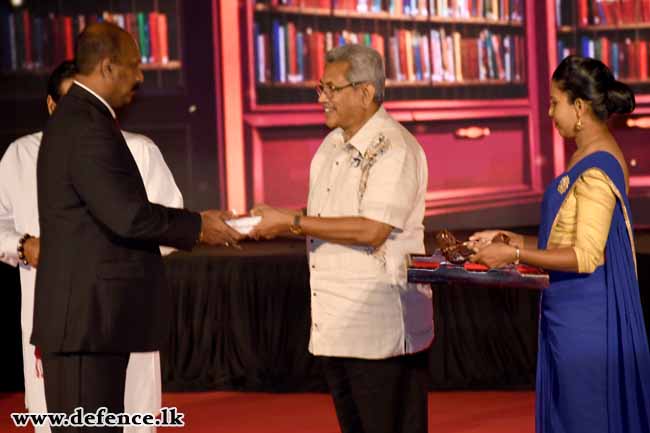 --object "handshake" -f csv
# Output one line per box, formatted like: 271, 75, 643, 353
199, 205, 294, 248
